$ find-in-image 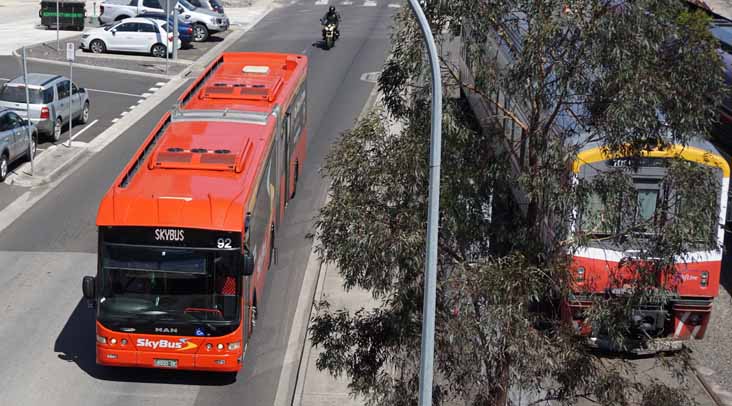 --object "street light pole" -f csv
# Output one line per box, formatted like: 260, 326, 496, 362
21, 47, 34, 175
405, 1, 443, 406
56, 0, 60, 51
